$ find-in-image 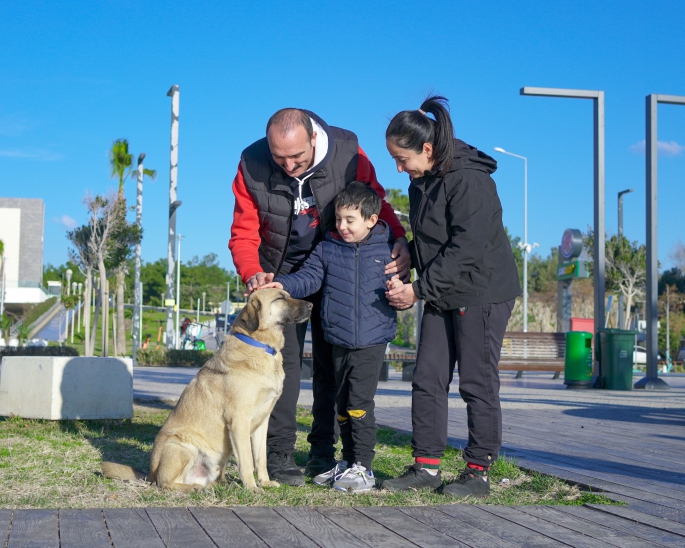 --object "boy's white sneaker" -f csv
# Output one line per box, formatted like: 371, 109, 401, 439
313, 460, 349, 486
332, 462, 375, 493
